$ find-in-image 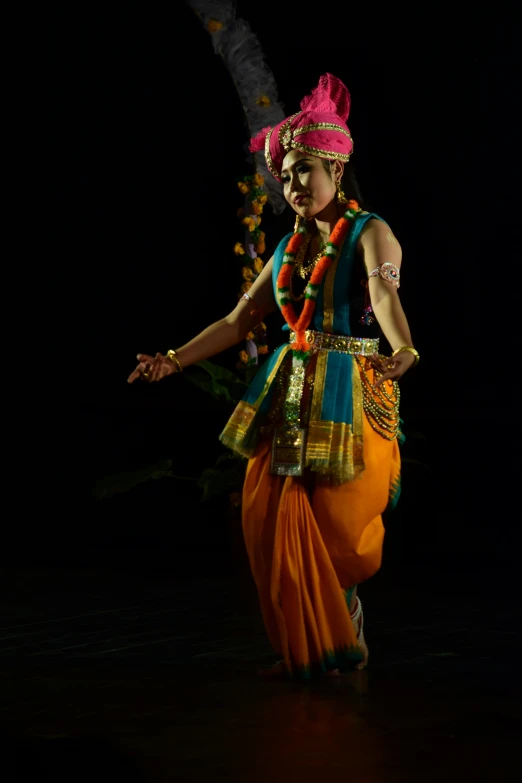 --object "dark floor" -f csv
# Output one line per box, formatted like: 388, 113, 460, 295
1, 537, 520, 783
